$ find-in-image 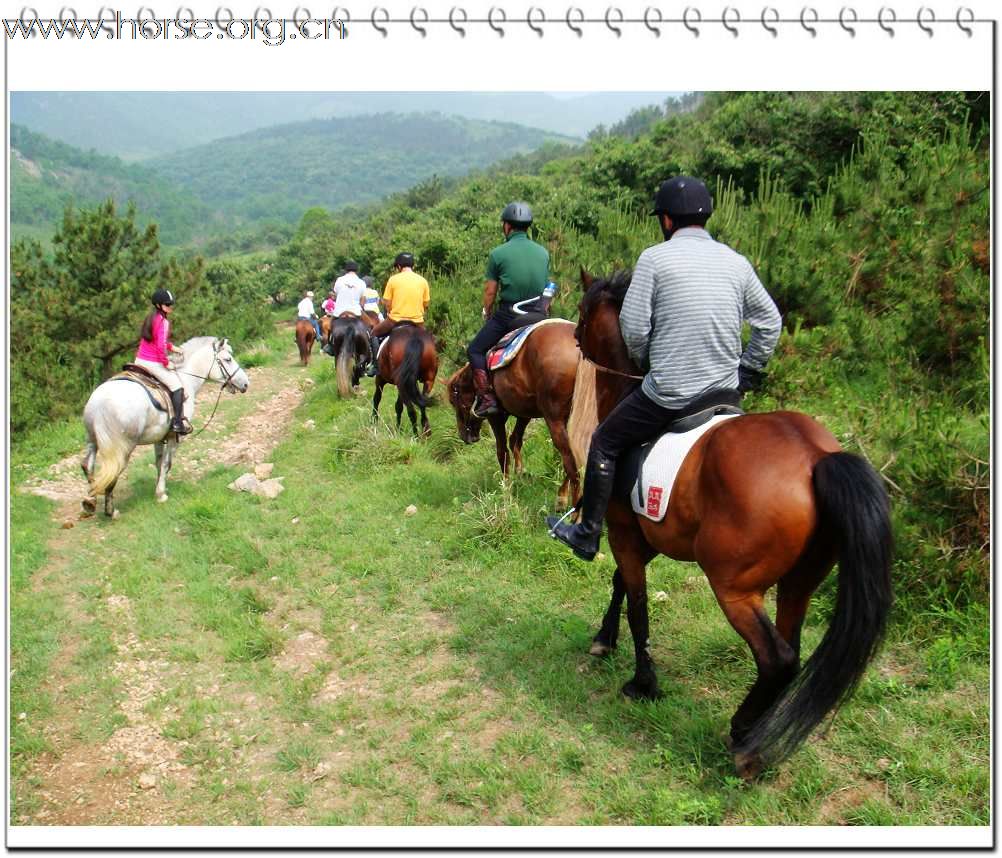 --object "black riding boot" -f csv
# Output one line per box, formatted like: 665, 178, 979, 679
471, 368, 499, 417
366, 336, 380, 376
170, 389, 192, 436
546, 452, 615, 561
